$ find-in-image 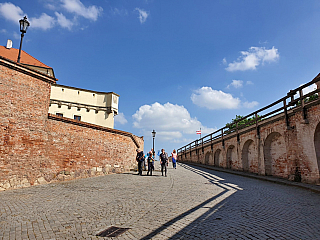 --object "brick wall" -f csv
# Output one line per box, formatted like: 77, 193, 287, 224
0, 59, 53, 190
44, 115, 143, 183
179, 102, 320, 184
0, 57, 143, 191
